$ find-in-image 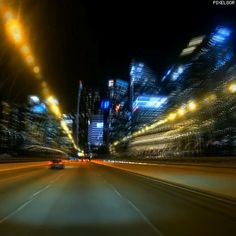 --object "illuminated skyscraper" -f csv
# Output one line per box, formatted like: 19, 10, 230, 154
113, 26, 236, 158
79, 88, 103, 150
88, 114, 104, 146
130, 60, 167, 131
161, 26, 233, 108
107, 79, 129, 143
